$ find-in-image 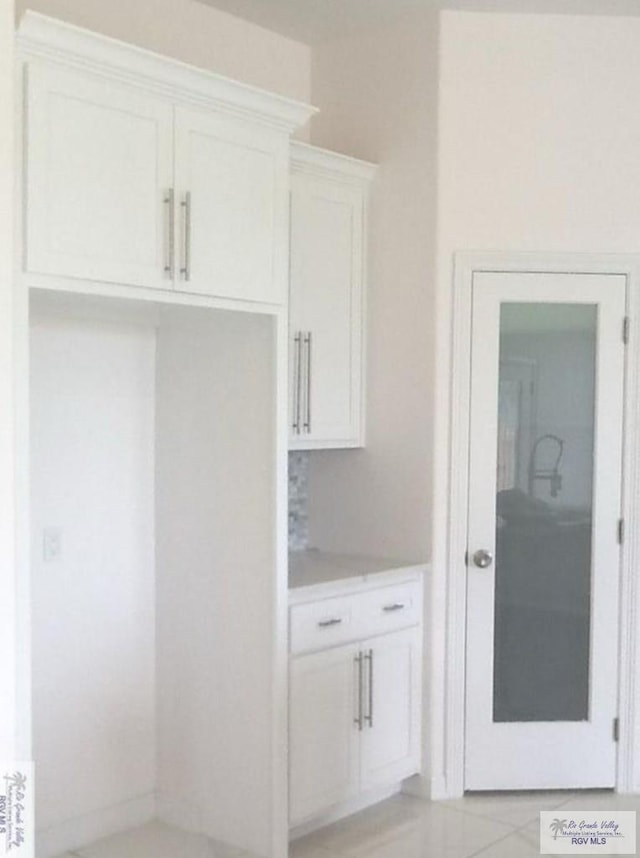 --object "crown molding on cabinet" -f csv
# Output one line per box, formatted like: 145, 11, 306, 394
291, 141, 377, 184
16, 11, 317, 133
